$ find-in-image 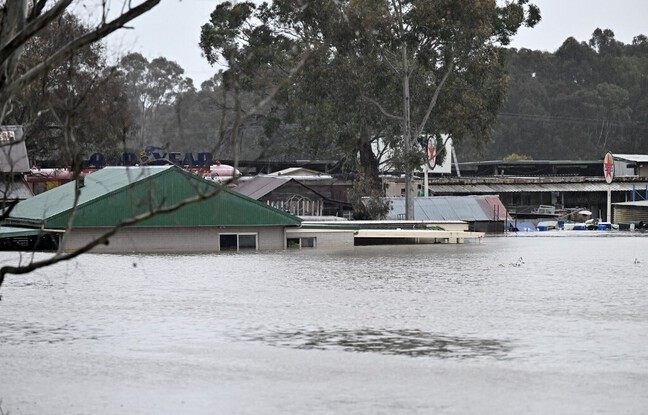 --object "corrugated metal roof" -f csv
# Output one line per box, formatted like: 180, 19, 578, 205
269, 167, 331, 177
6, 166, 301, 229
429, 182, 648, 193
385, 196, 510, 221
10, 166, 167, 222
613, 154, 648, 163
613, 200, 648, 207
234, 175, 292, 199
